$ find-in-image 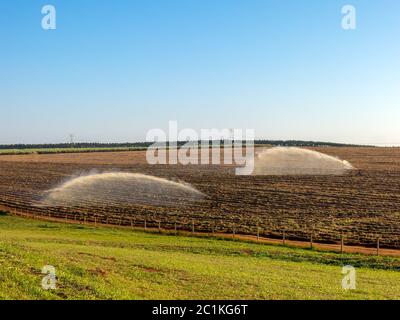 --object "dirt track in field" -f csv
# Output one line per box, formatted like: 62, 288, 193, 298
1, 147, 400, 248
